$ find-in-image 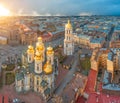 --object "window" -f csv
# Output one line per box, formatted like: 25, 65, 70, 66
37, 80, 39, 85
29, 57, 31, 61
37, 64, 39, 71
21, 80, 24, 85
